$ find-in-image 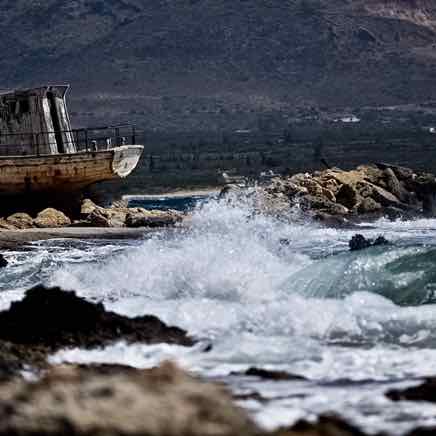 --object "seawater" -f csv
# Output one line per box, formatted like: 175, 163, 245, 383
3, 192, 436, 434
